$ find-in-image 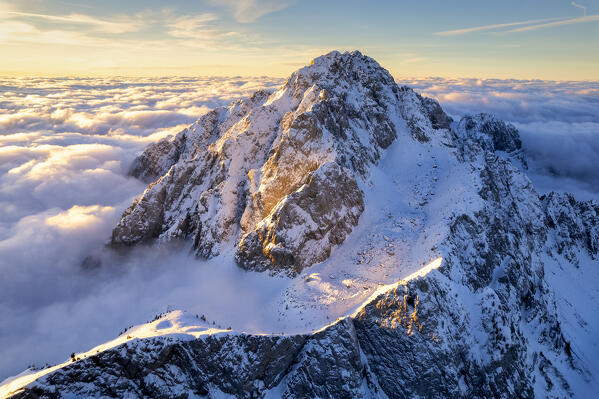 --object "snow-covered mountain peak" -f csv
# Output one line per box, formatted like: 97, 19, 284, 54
112, 50, 454, 274
282, 50, 396, 98
9, 51, 597, 398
